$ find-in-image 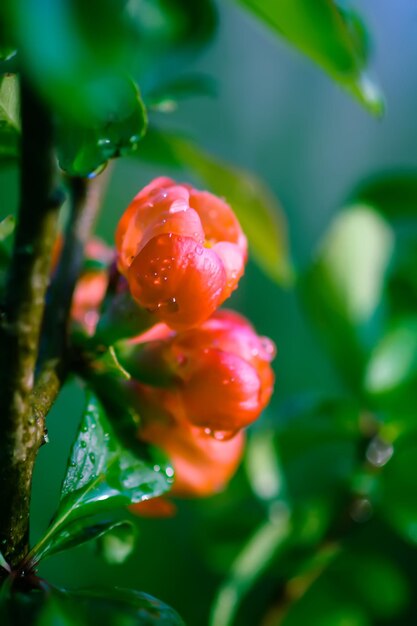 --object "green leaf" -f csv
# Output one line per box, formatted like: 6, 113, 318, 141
126, 0, 217, 50
0, 74, 19, 161
352, 172, 417, 222
136, 128, 294, 286
96, 521, 138, 564
0, 551, 10, 573
300, 205, 394, 389
95, 346, 132, 382
278, 549, 408, 626
237, 0, 383, 115
146, 74, 216, 112
245, 430, 286, 503
5, 0, 130, 119
210, 513, 291, 626
37, 596, 80, 626
0, 215, 14, 242
272, 396, 361, 508
67, 588, 185, 626
57, 77, 147, 177
4, 2, 148, 175
33, 516, 133, 562
30, 393, 173, 564
0, 586, 185, 626
380, 431, 417, 544
365, 317, 417, 398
